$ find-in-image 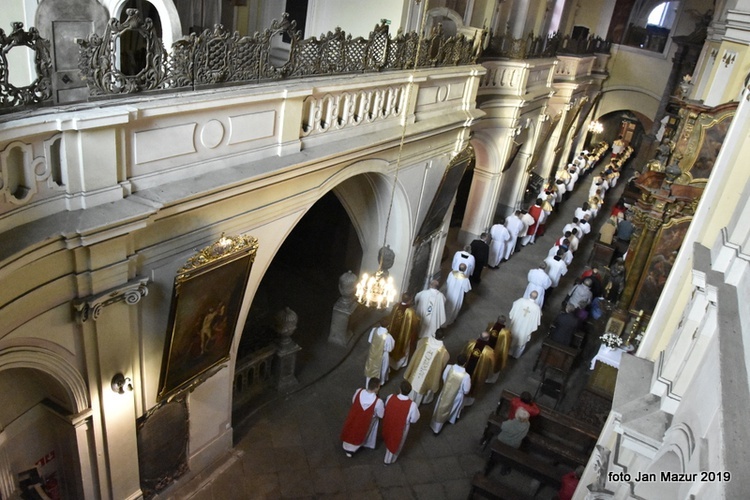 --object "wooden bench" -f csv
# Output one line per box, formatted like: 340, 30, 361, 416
533, 338, 580, 374
468, 472, 535, 500
481, 390, 600, 461
485, 440, 565, 490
